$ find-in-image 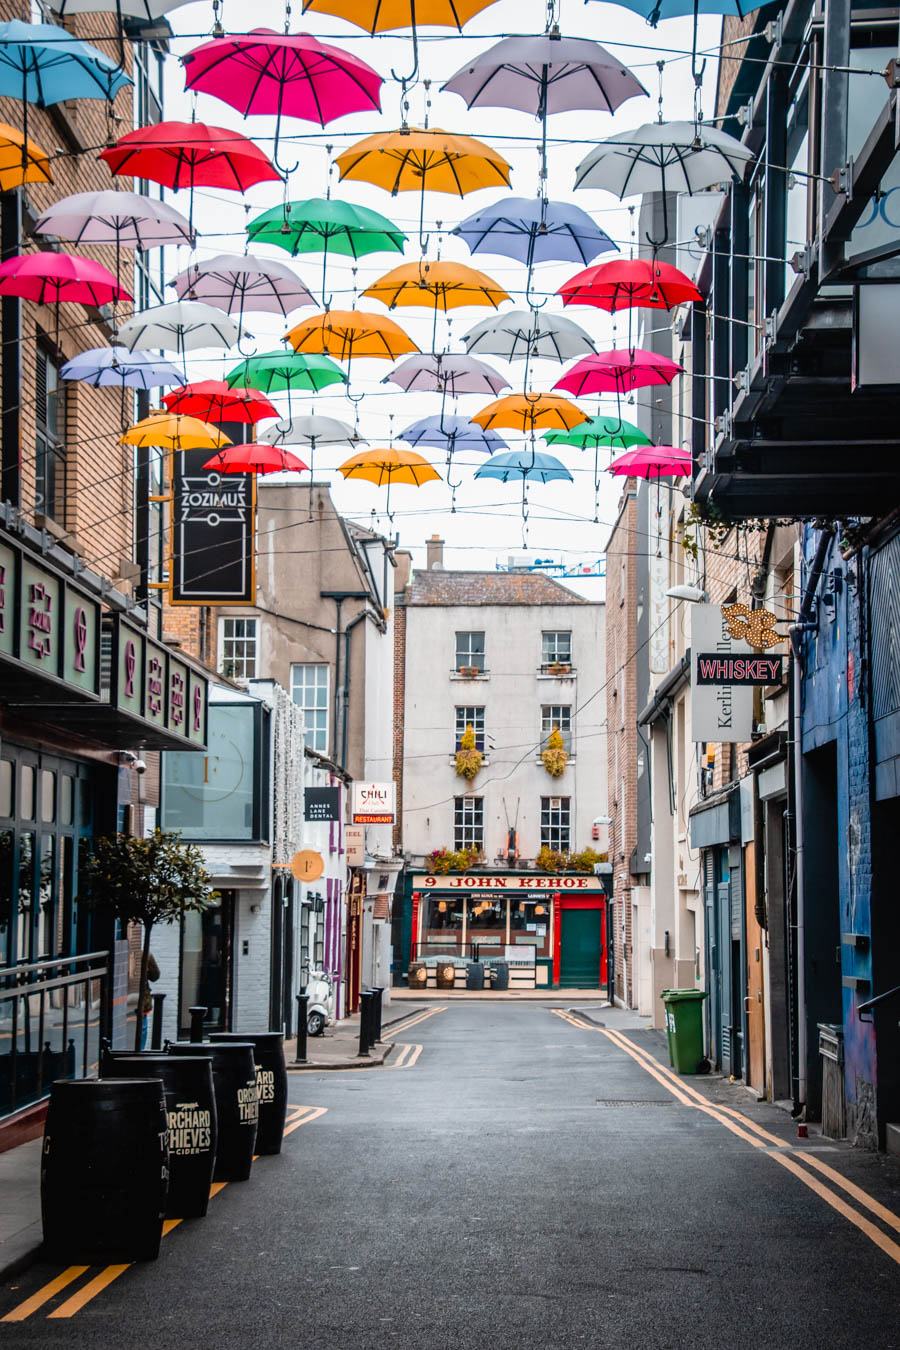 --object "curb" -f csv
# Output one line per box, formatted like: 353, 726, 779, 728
285, 1041, 396, 1073
0, 1223, 44, 1285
